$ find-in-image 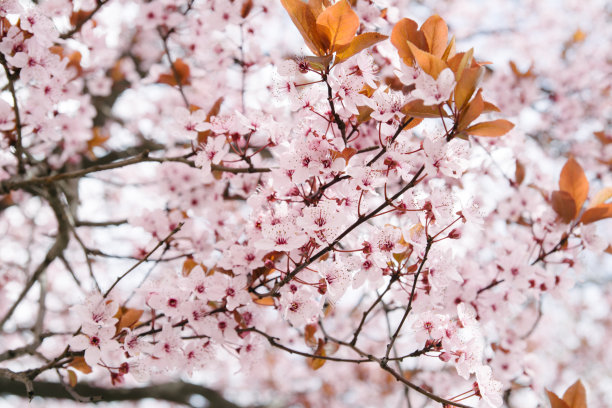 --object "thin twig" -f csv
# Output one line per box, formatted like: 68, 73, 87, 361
103, 223, 184, 298
384, 237, 433, 362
